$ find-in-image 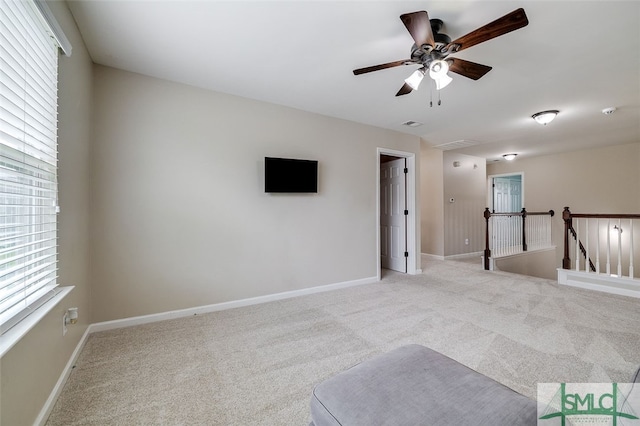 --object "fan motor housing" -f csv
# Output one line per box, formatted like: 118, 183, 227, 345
410, 44, 447, 68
